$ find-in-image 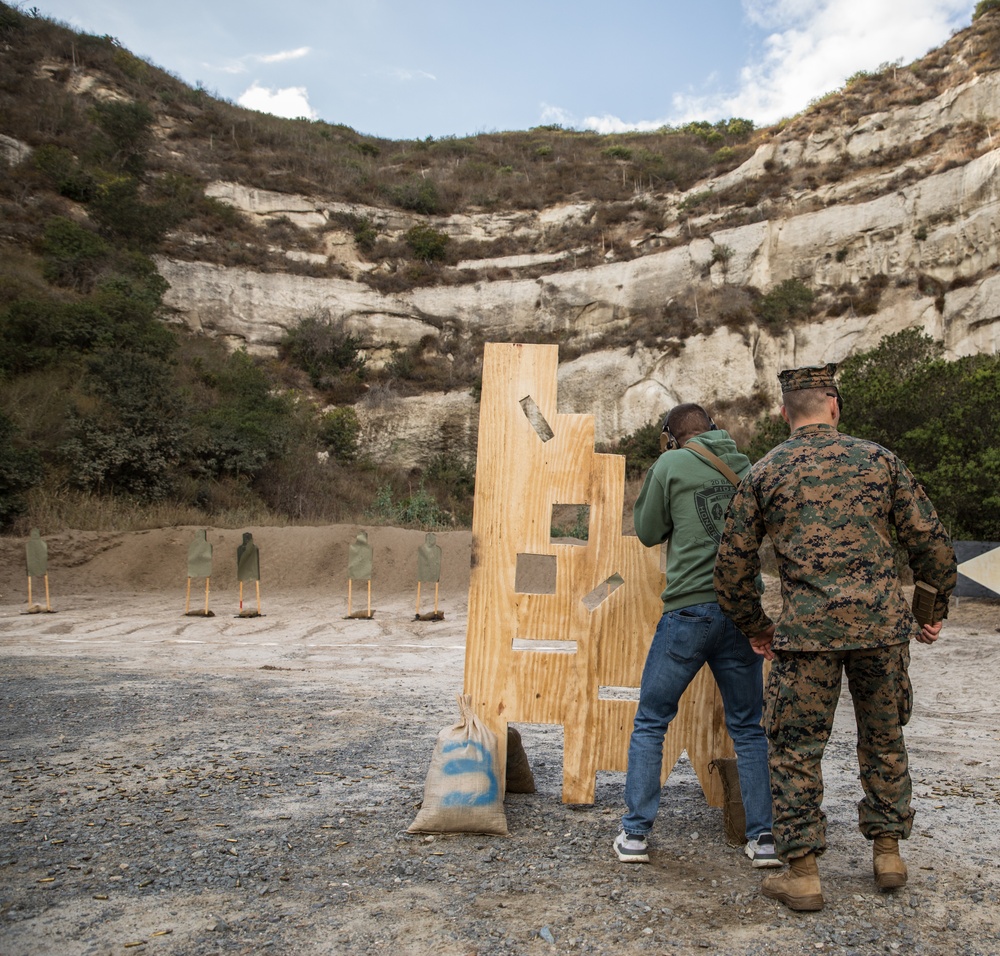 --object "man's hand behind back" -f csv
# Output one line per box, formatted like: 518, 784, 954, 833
916, 621, 944, 645
749, 624, 776, 661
